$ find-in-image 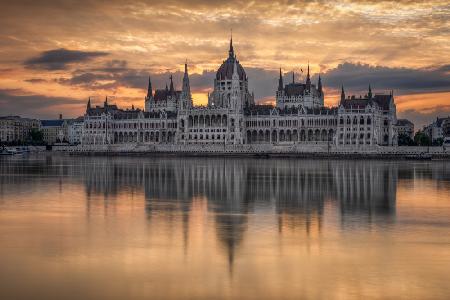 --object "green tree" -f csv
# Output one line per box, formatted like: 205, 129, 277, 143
433, 137, 444, 146
398, 133, 416, 146
414, 131, 431, 146
29, 128, 44, 145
